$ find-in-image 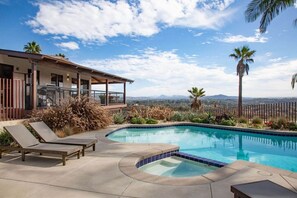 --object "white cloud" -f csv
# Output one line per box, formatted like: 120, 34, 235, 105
269, 57, 284, 63
55, 41, 79, 50
194, 32, 204, 37
27, 0, 236, 43
217, 29, 268, 43
82, 48, 297, 97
